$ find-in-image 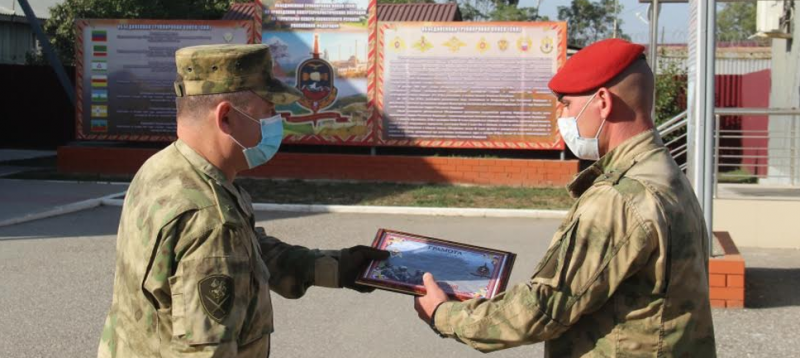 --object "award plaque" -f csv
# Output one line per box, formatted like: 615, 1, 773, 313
356, 229, 516, 301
